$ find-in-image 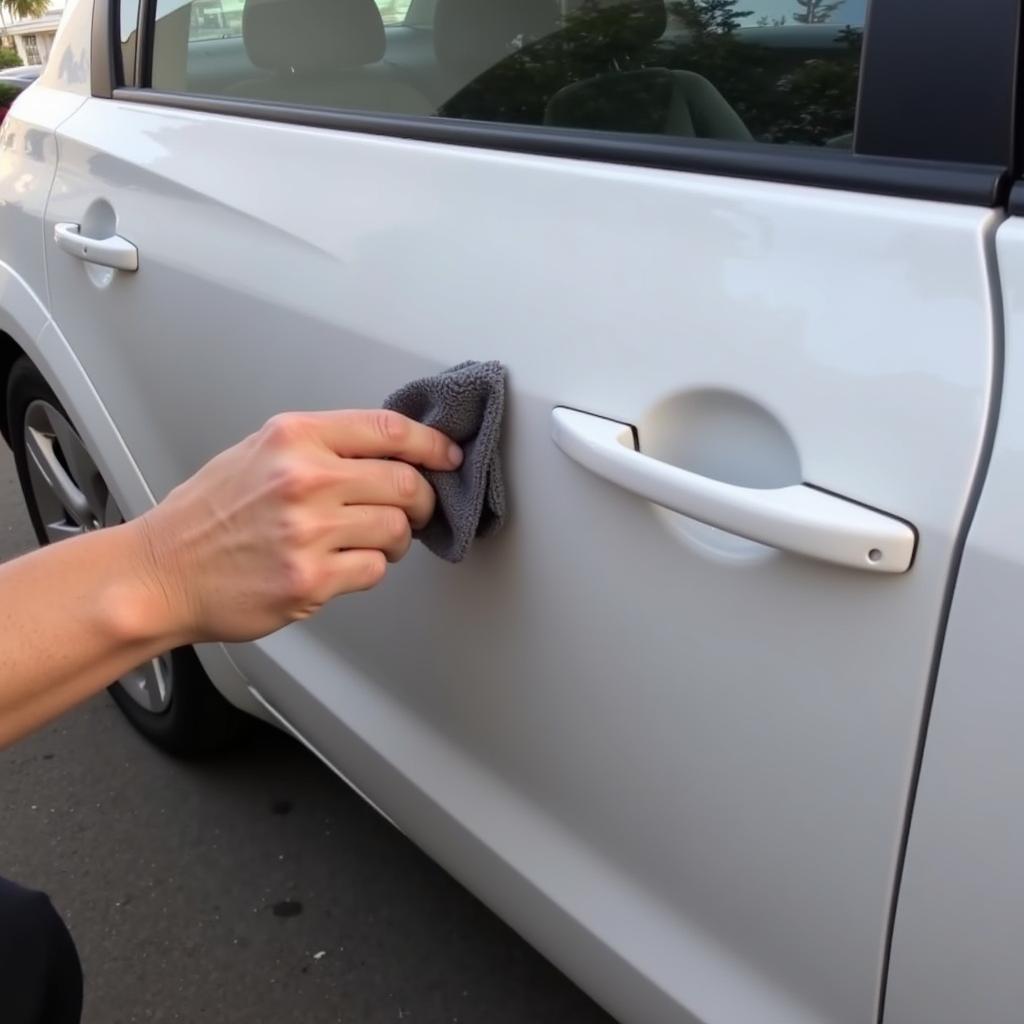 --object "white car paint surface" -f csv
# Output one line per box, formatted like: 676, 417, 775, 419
0, 1, 1019, 1023
884, 215, 1024, 1024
